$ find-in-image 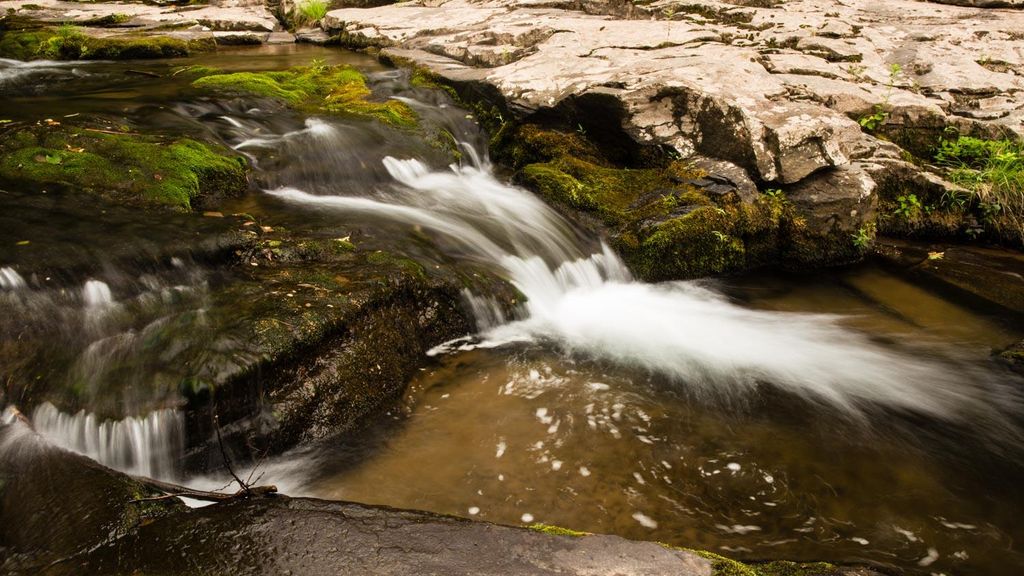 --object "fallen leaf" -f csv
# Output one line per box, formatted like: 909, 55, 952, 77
202, 211, 225, 218
927, 251, 945, 260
